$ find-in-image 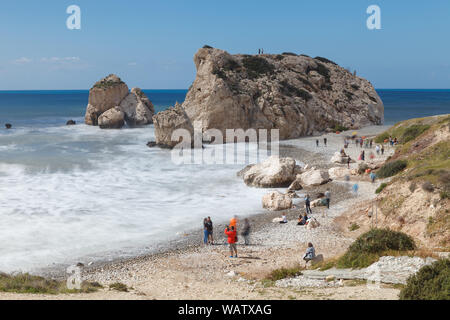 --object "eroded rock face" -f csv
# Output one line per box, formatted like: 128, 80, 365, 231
300, 169, 330, 186
241, 156, 300, 188
152, 103, 194, 149
120, 88, 155, 127
262, 191, 293, 211
179, 47, 384, 141
85, 74, 129, 126
98, 107, 125, 129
